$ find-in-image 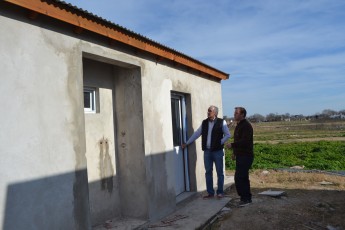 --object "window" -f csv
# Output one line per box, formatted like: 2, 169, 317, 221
84, 87, 97, 113
171, 98, 181, 146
